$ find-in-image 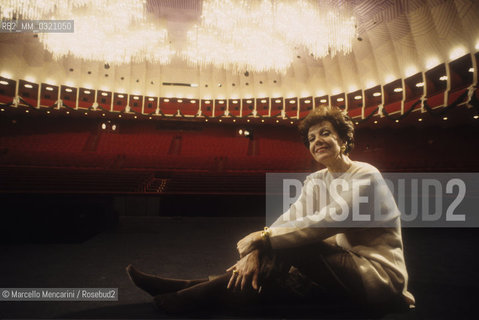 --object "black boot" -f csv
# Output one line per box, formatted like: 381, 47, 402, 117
154, 273, 260, 315
126, 264, 208, 296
